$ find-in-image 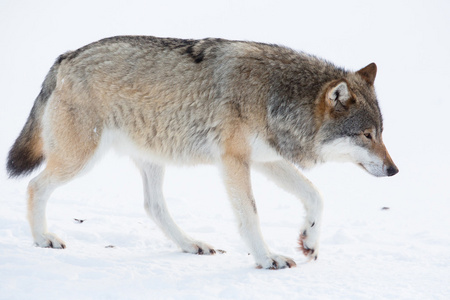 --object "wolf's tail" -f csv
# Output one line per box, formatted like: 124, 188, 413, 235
6, 55, 66, 178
